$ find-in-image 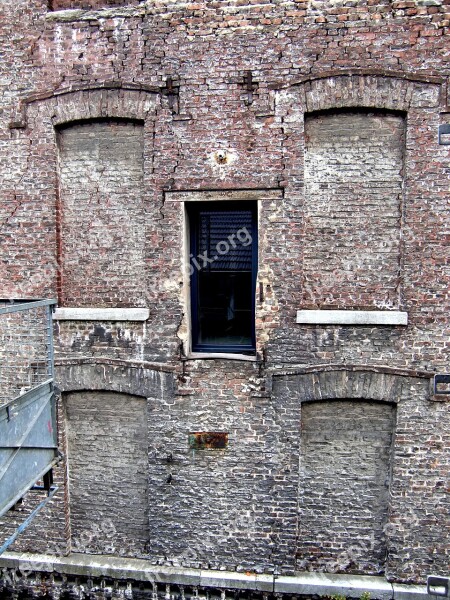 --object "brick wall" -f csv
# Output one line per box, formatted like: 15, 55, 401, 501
57, 120, 145, 307
297, 400, 396, 574
0, 0, 448, 590
65, 391, 149, 556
